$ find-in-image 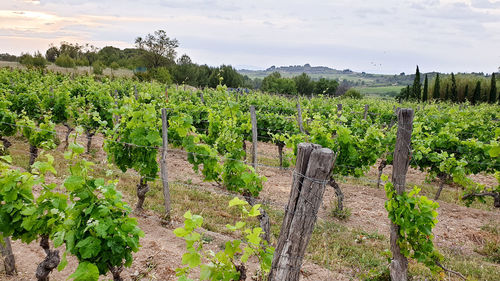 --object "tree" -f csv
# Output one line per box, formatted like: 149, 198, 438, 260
444, 84, 450, 101
432, 73, 440, 100
314, 78, 338, 96
489, 73, 497, 103
412, 66, 421, 100
450, 73, 458, 102
293, 73, 313, 96
422, 74, 428, 102
55, 54, 75, 68
472, 81, 481, 105
135, 30, 179, 68
45, 45, 59, 62
261, 72, 297, 95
